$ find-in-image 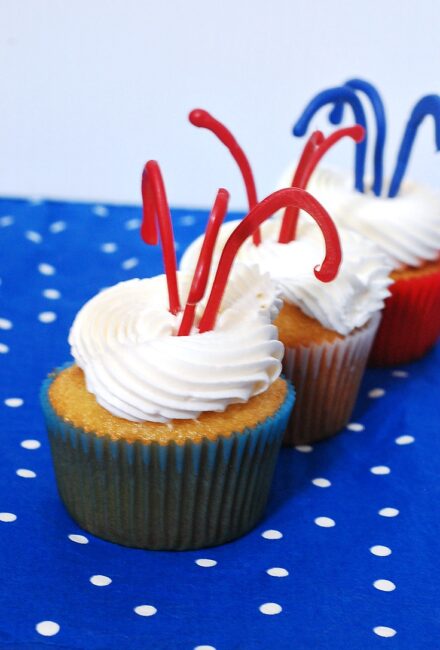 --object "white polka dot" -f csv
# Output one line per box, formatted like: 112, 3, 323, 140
194, 646, 216, 650
92, 205, 109, 217
0, 512, 16, 522
179, 214, 196, 226
90, 574, 112, 586
38, 263, 56, 276
134, 605, 157, 617
369, 388, 385, 398
35, 621, 60, 637
25, 230, 42, 243
0, 318, 12, 330
0, 215, 13, 227
29, 196, 43, 205
370, 545, 392, 557
5, 398, 23, 407
100, 242, 118, 253
373, 626, 397, 638
0, 343, 9, 353
259, 602, 282, 615
49, 221, 66, 233
395, 435, 415, 445
261, 529, 283, 540
347, 422, 365, 432
38, 311, 57, 323
392, 370, 408, 378
314, 517, 335, 528
312, 478, 331, 488
195, 559, 217, 567
295, 445, 313, 453
266, 567, 289, 577
373, 579, 396, 592
16, 468, 36, 478
43, 289, 61, 300
378, 507, 399, 518
4, 395, 22, 408
21, 439, 41, 450
370, 466, 391, 475
68, 533, 89, 544
125, 217, 141, 230
122, 257, 139, 270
